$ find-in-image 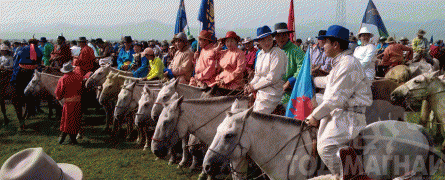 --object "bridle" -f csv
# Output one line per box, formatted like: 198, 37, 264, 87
114, 86, 135, 113
207, 117, 317, 179
402, 75, 445, 110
